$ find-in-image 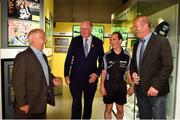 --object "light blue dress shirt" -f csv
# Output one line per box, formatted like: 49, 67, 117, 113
136, 32, 152, 73
31, 46, 50, 86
